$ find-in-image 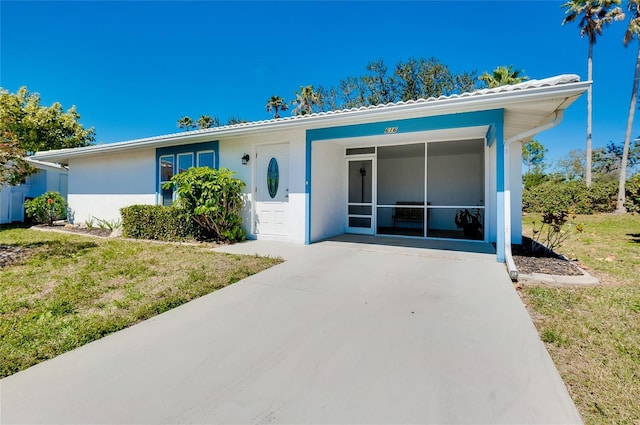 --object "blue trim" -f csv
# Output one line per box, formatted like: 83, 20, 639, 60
304, 109, 505, 246
306, 110, 504, 142
155, 141, 219, 204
